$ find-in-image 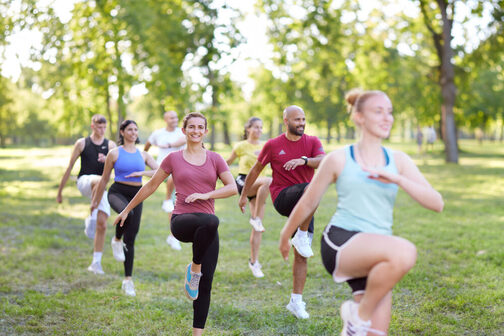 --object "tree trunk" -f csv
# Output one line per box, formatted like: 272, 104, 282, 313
105, 86, 114, 141
326, 119, 332, 143
222, 121, 231, 146
439, 0, 458, 163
